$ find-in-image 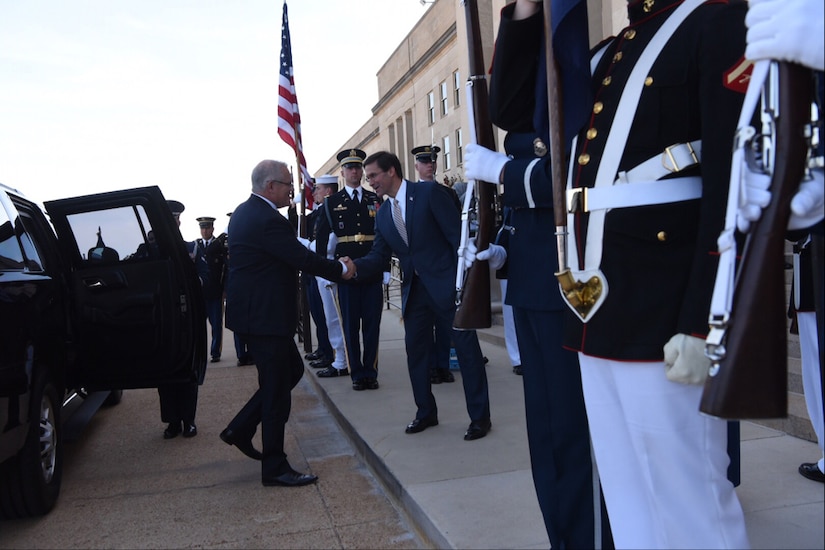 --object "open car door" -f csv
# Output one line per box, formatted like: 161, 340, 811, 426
44, 186, 206, 391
